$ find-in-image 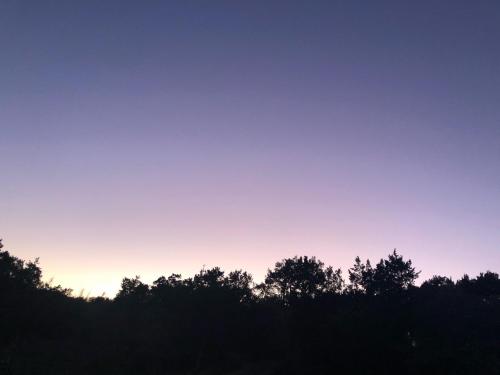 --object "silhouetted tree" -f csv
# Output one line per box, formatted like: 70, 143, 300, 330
456, 274, 473, 292
116, 276, 150, 302
264, 256, 343, 303
225, 270, 254, 302
347, 256, 373, 293
193, 267, 225, 289
0, 239, 42, 290
421, 275, 454, 289
153, 273, 183, 288
369, 249, 420, 295
325, 265, 344, 293
457, 271, 500, 297
474, 271, 500, 296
